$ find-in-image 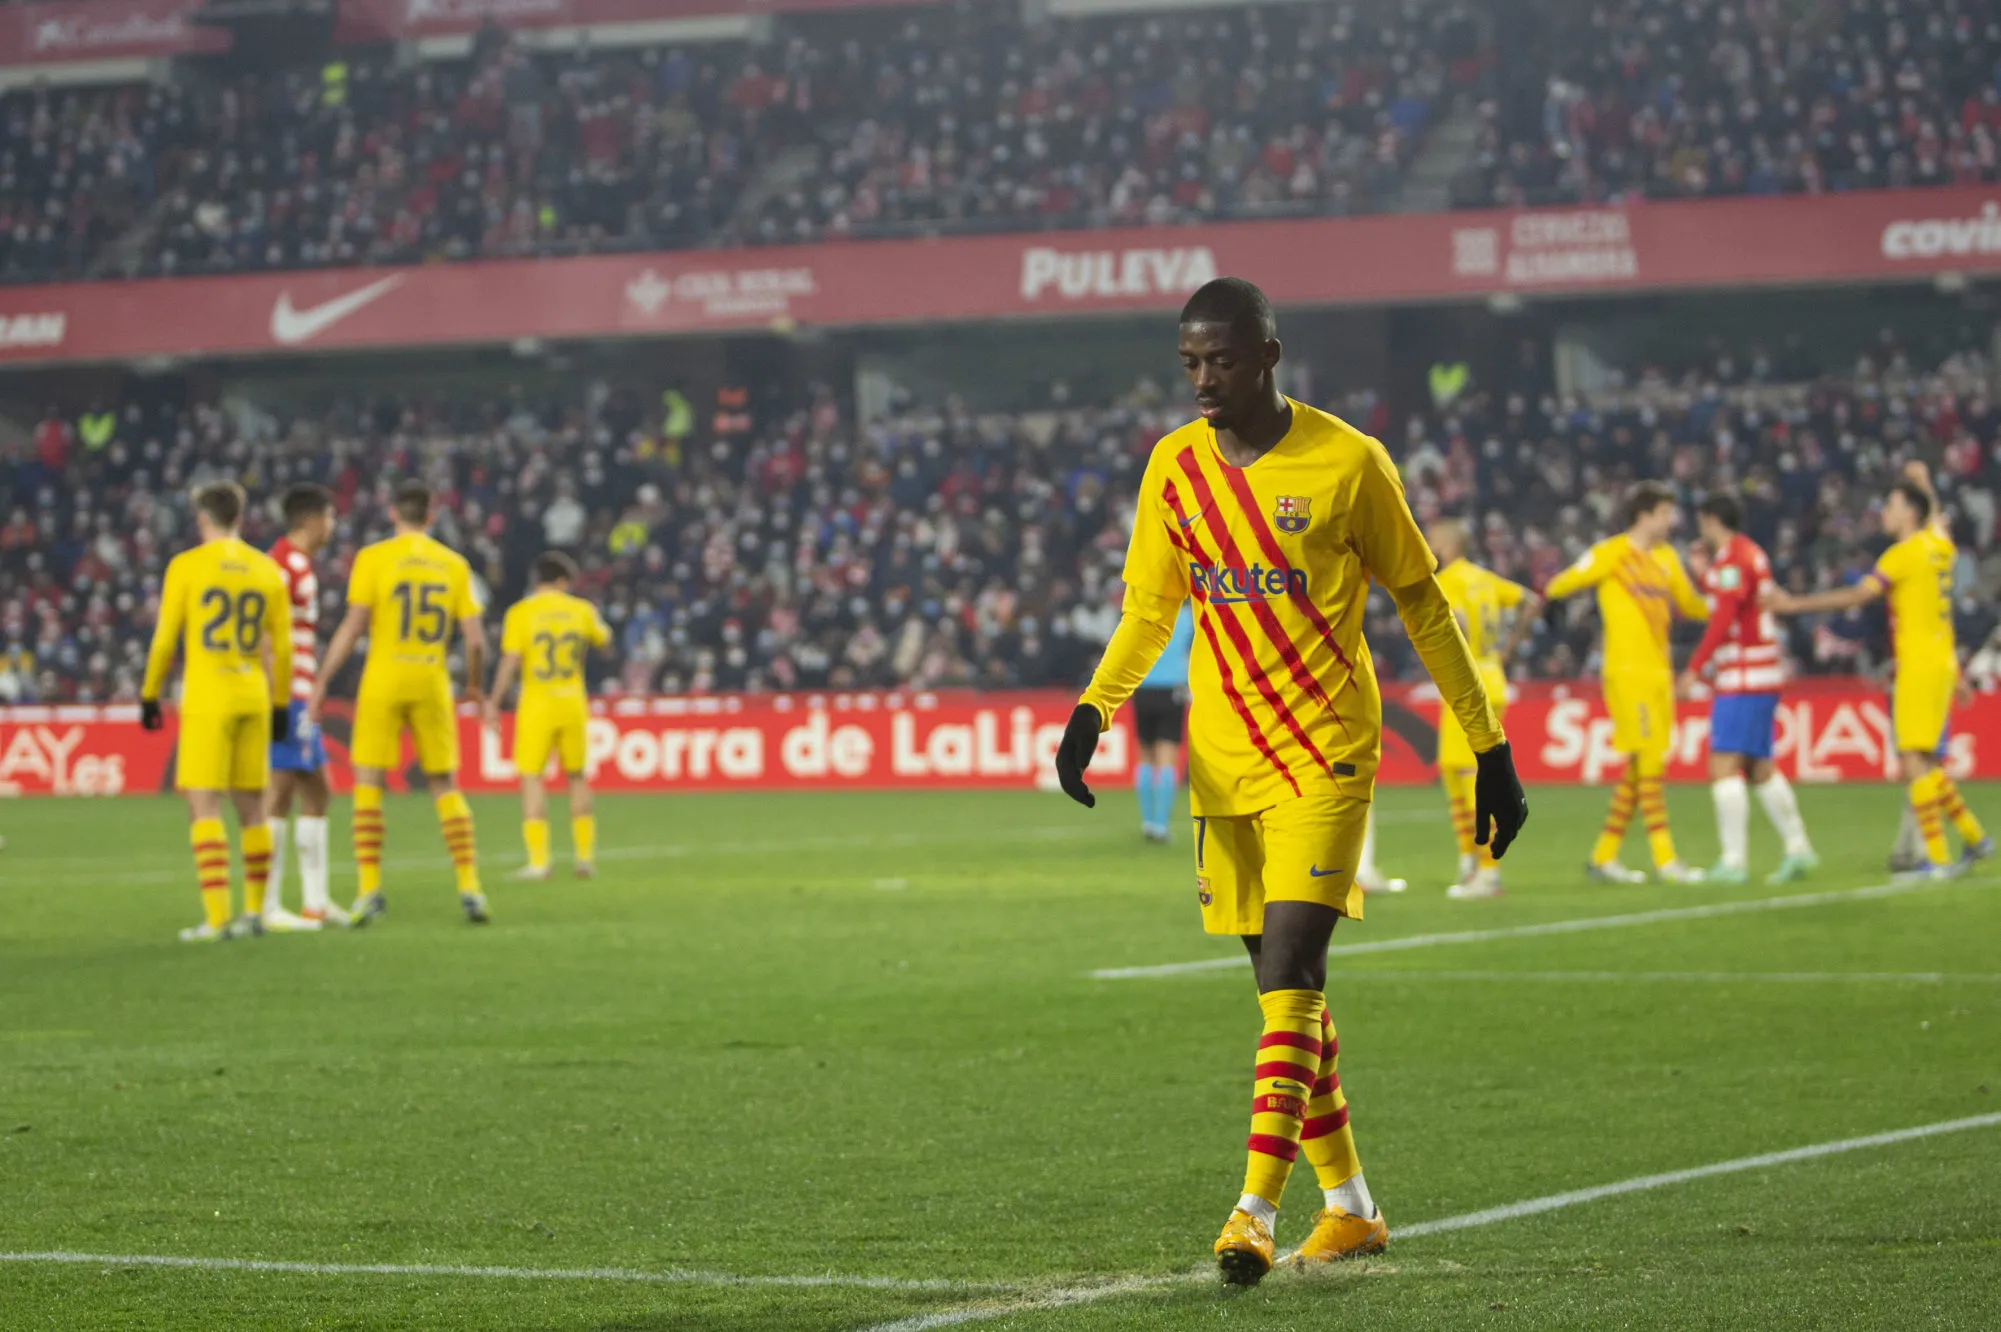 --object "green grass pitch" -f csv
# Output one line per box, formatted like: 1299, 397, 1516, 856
4, 781, 2001, 1330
